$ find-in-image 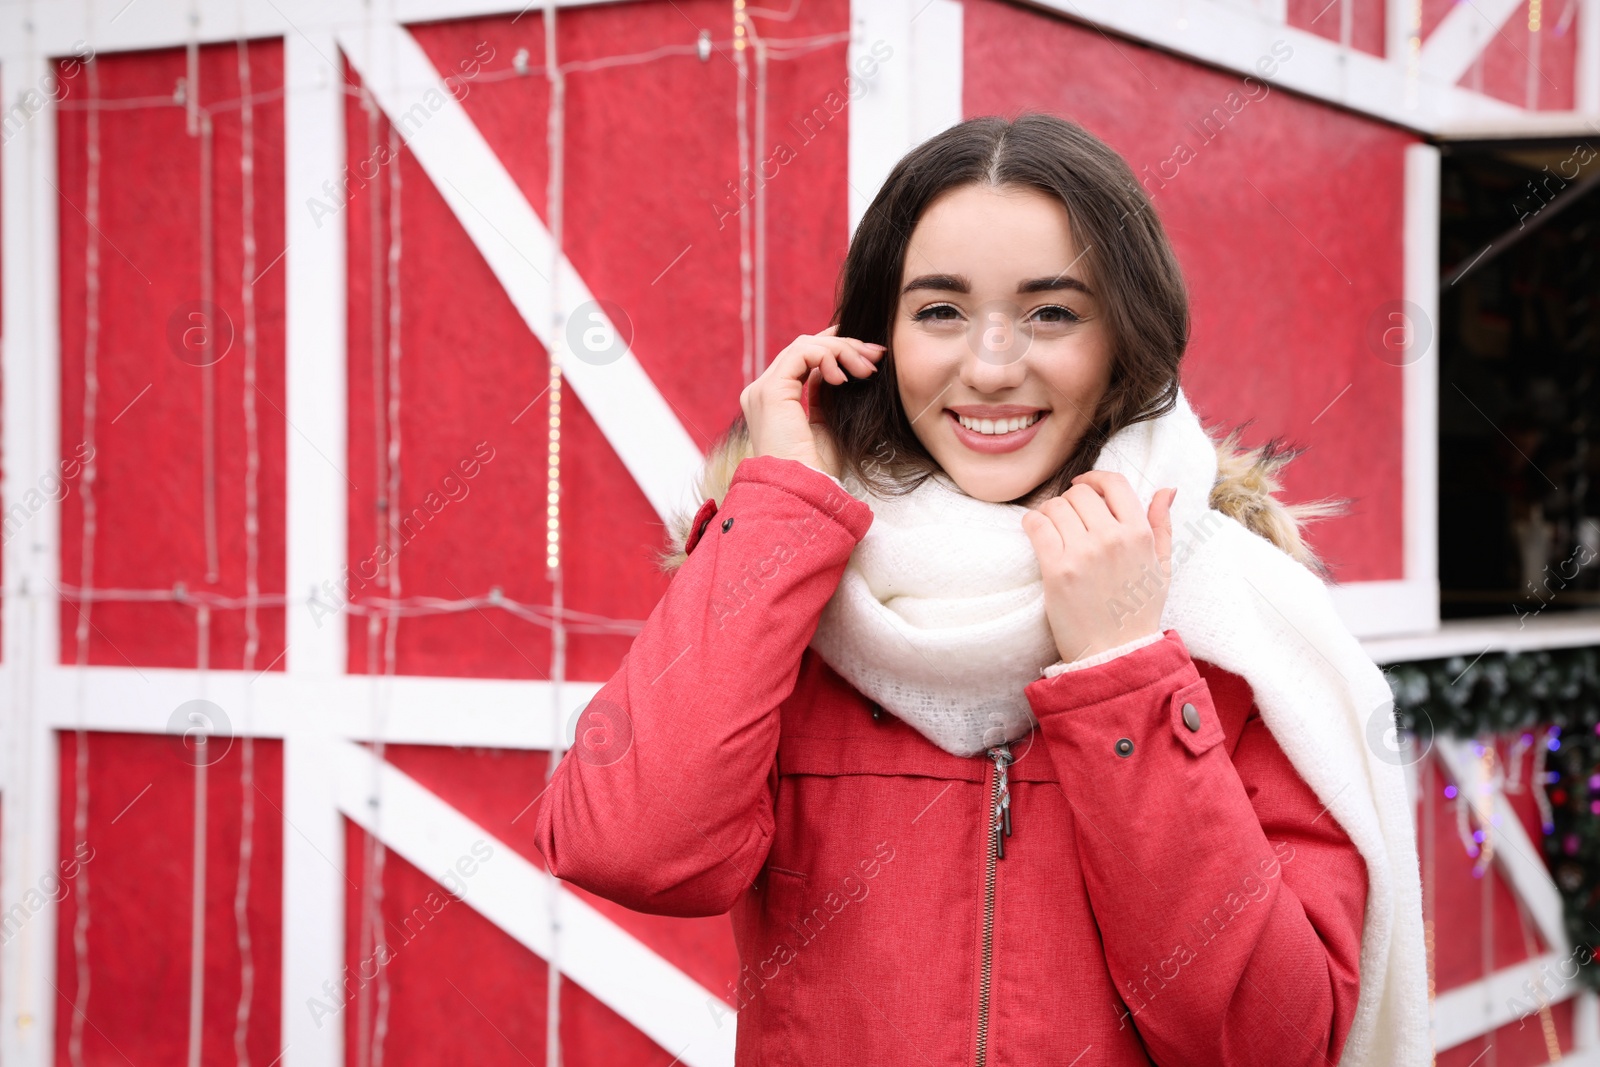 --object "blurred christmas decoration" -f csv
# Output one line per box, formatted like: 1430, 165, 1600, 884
1388, 645, 1600, 991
